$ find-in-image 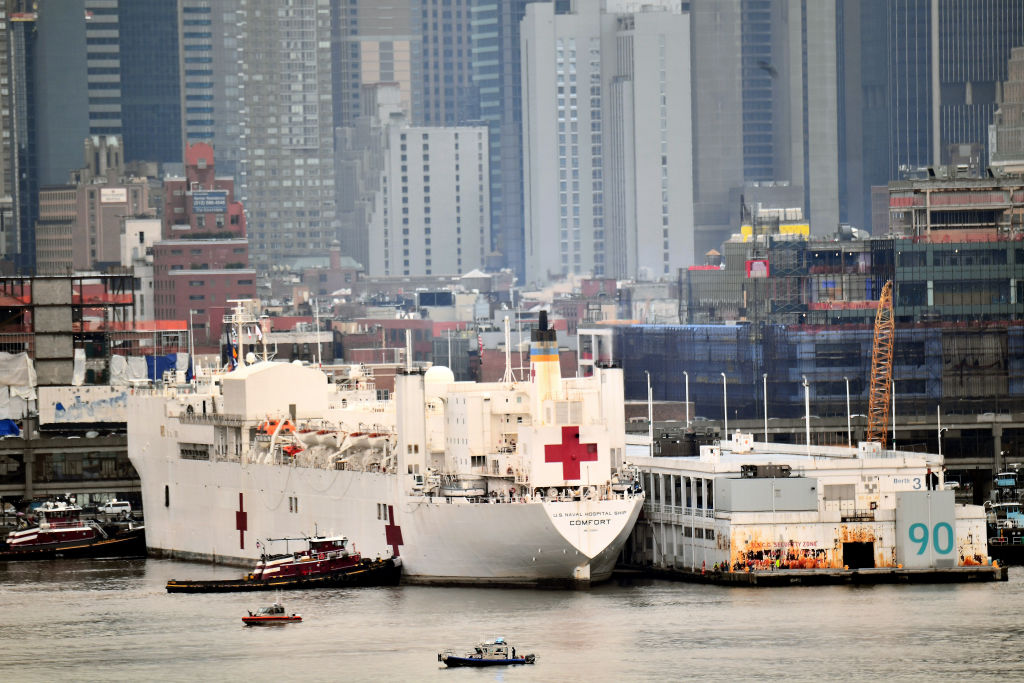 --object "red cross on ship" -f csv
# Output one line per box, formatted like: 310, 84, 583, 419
545, 426, 598, 480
